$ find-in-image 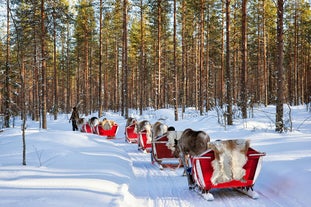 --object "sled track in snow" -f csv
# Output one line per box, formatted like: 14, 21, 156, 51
115, 140, 282, 207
